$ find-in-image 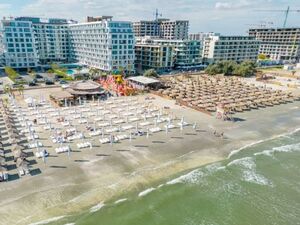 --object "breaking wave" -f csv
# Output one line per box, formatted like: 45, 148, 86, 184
90, 202, 105, 213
